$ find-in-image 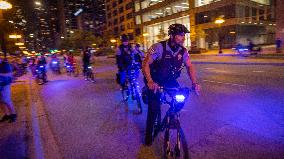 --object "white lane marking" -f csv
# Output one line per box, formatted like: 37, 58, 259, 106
205, 68, 230, 73
203, 79, 246, 87
252, 70, 264, 73
213, 70, 230, 73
